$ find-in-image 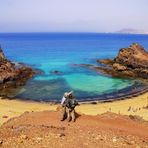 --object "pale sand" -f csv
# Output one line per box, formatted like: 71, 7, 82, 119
0, 99, 58, 125
0, 93, 148, 125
